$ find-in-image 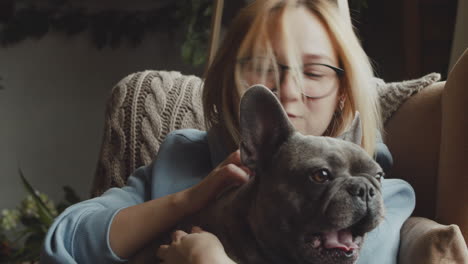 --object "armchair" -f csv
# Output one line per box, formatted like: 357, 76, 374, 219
91, 0, 468, 262
90, 54, 468, 264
